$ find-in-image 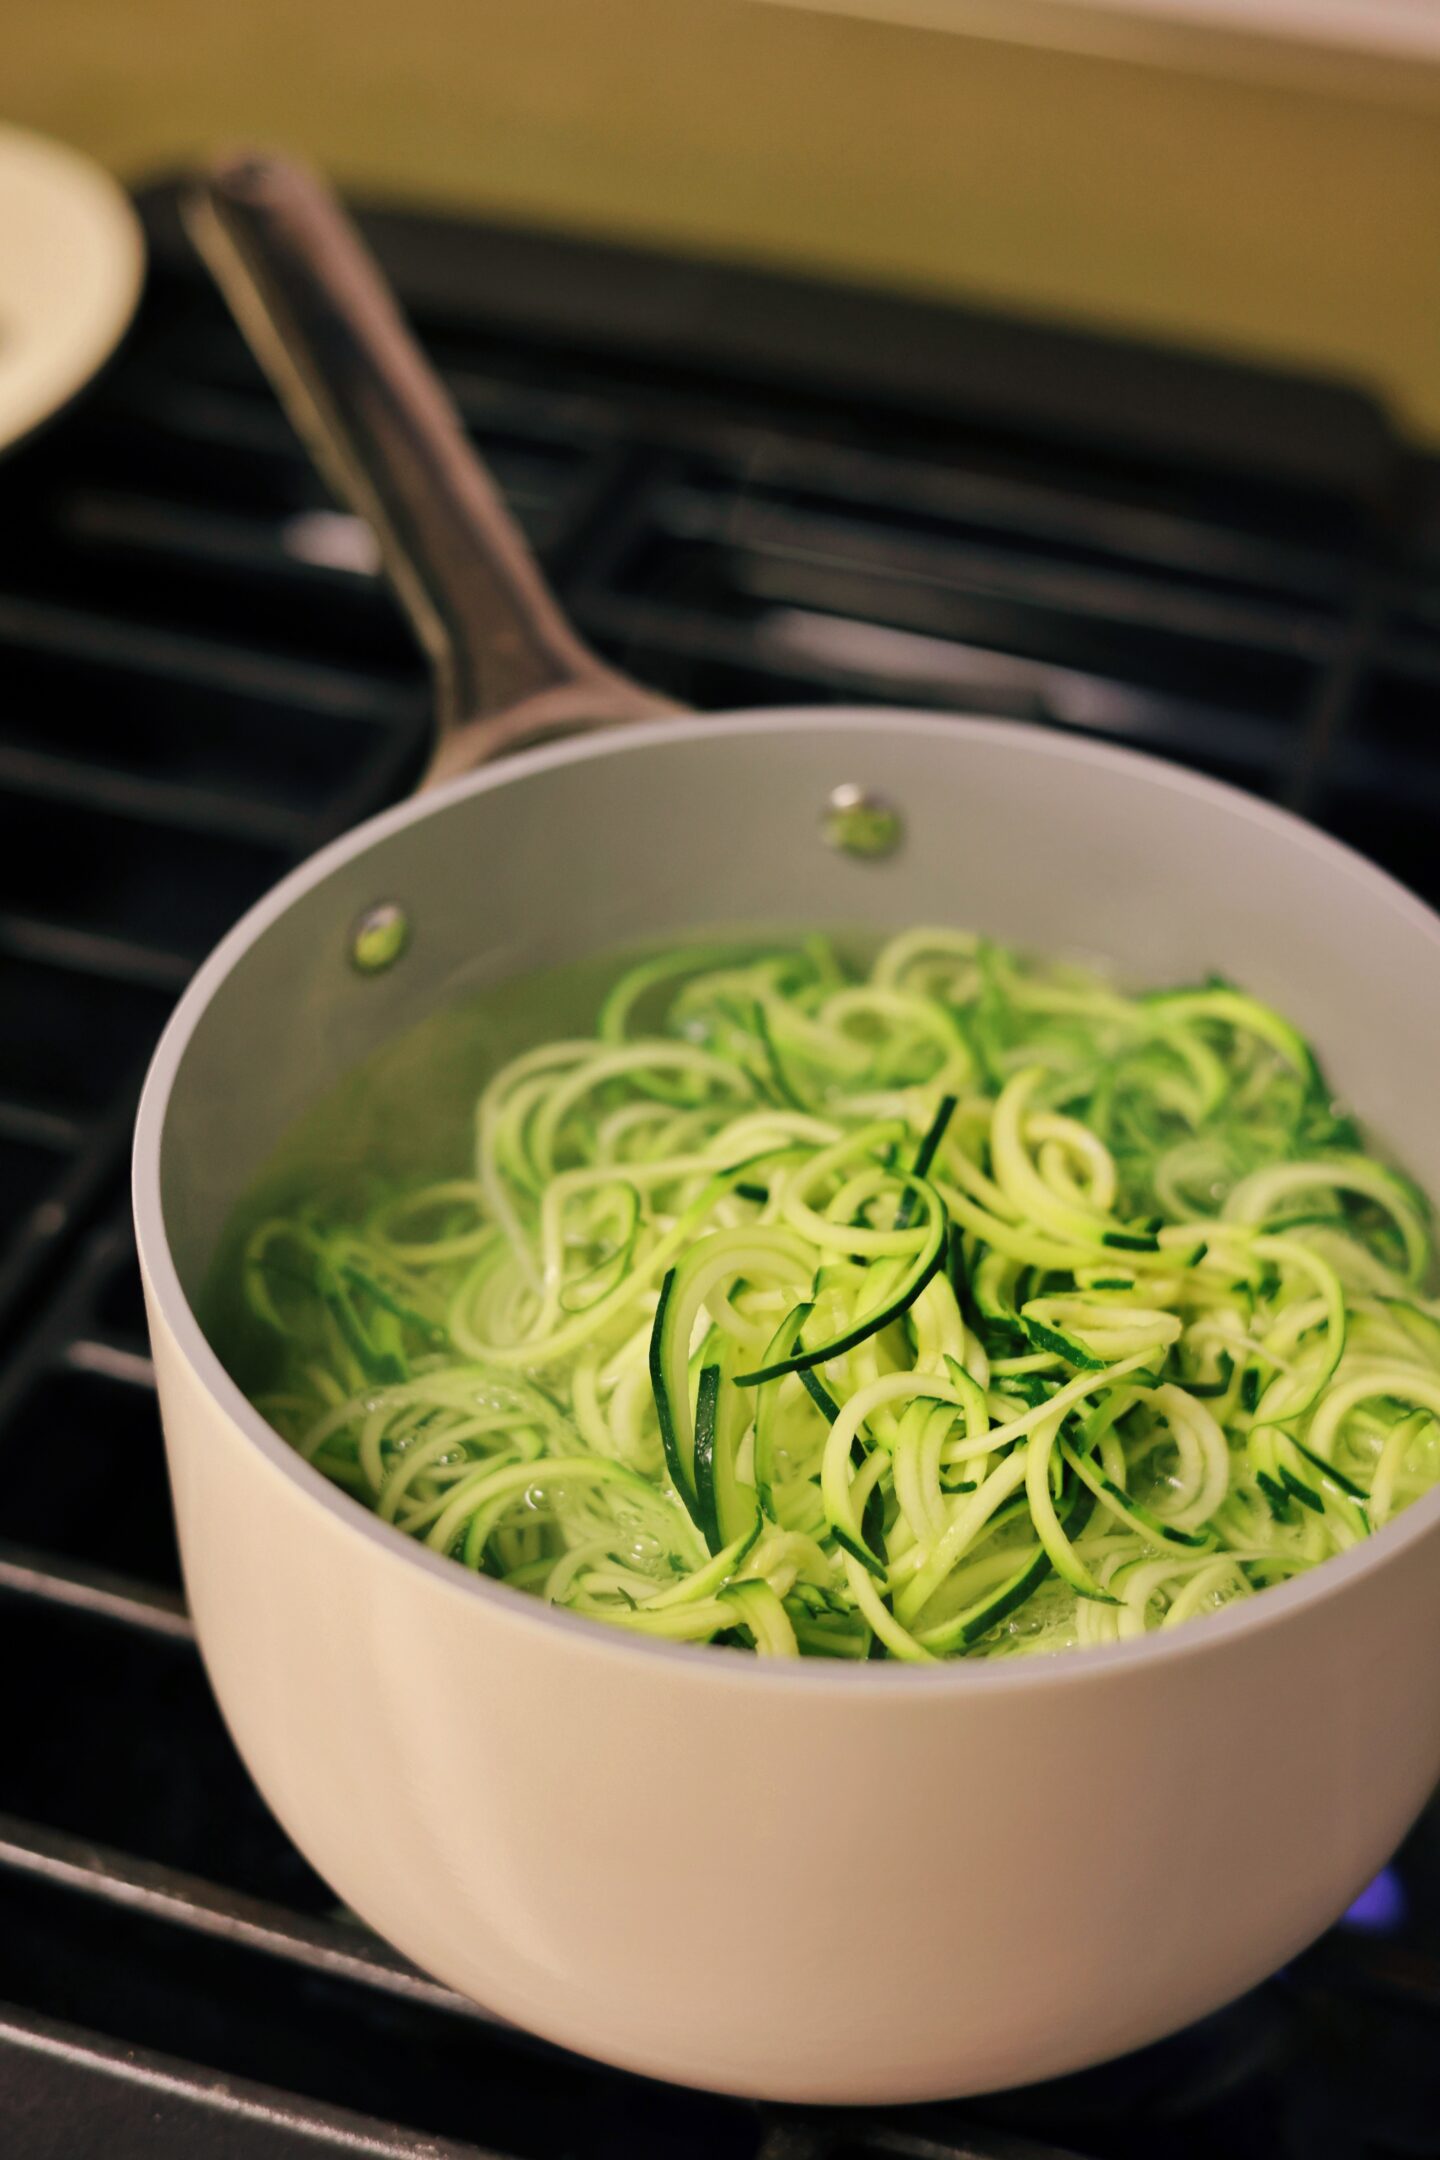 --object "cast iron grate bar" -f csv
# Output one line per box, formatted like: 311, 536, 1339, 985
0, 1814, 496, 2027
0, 2009, 1092, 2160
0, 1544, 190, 1640
0, 2005, 492, 2160
0, 1857, 1088, 2160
